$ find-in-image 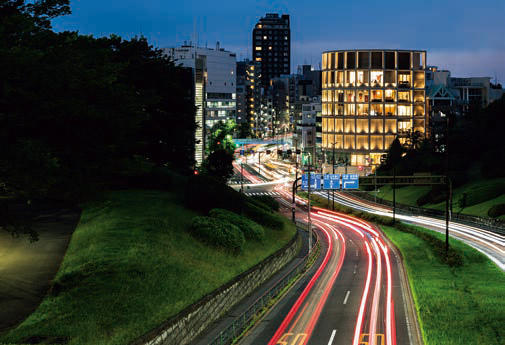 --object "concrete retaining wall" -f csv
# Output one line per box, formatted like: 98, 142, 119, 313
131, 232, 300, 345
